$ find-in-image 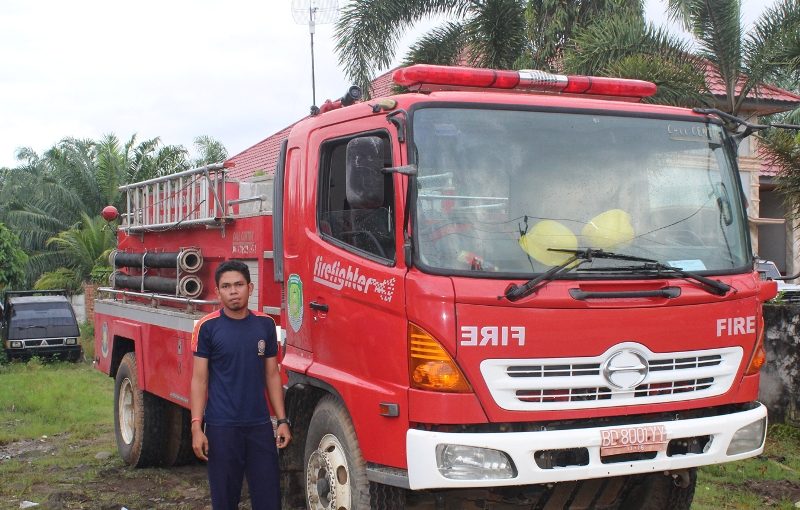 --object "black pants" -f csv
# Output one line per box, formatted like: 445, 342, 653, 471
206, 423, 280, 510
